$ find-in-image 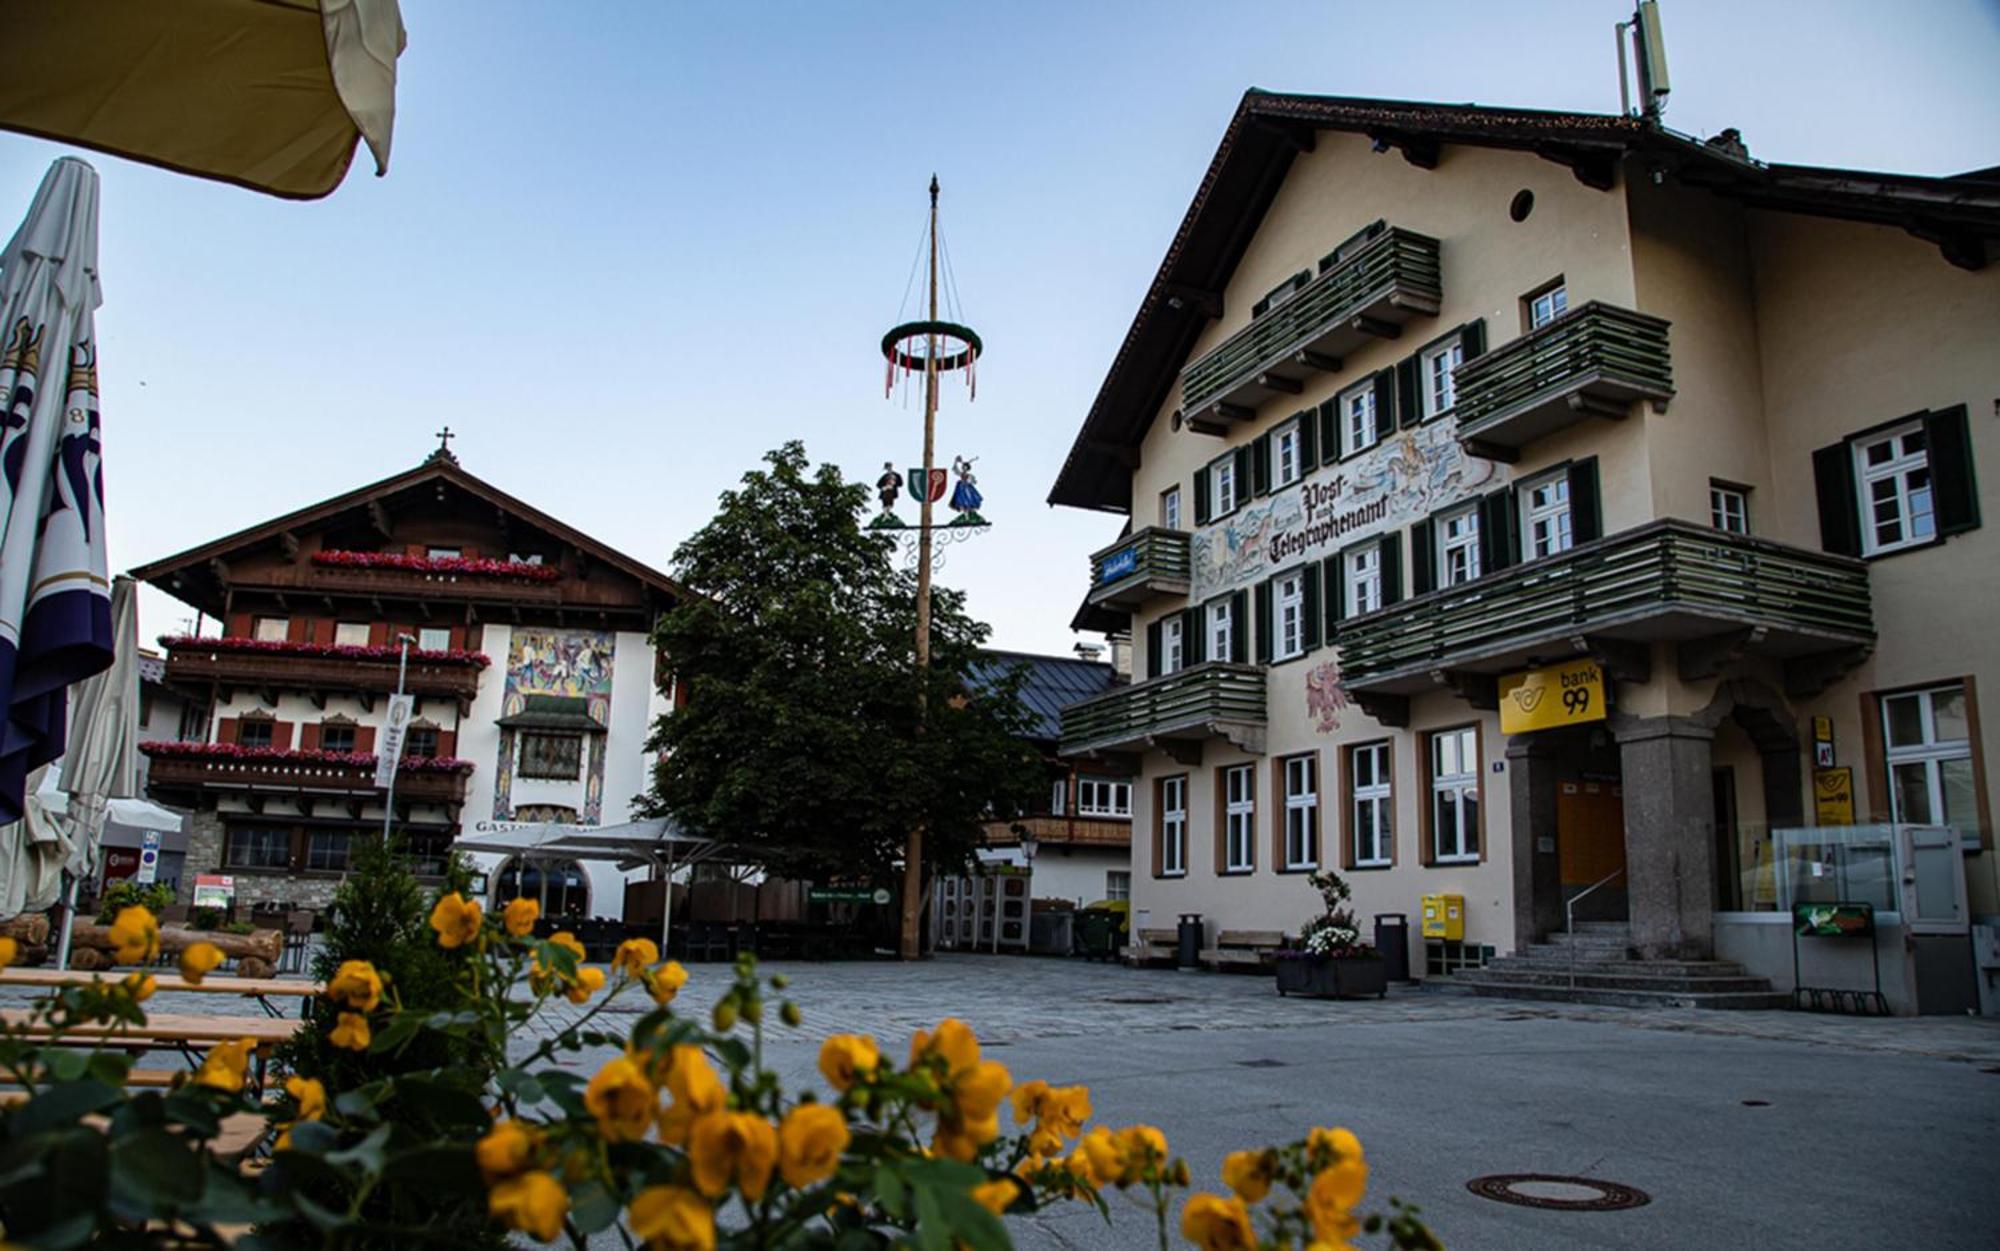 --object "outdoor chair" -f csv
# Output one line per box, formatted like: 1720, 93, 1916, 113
685, 922, 733, 963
